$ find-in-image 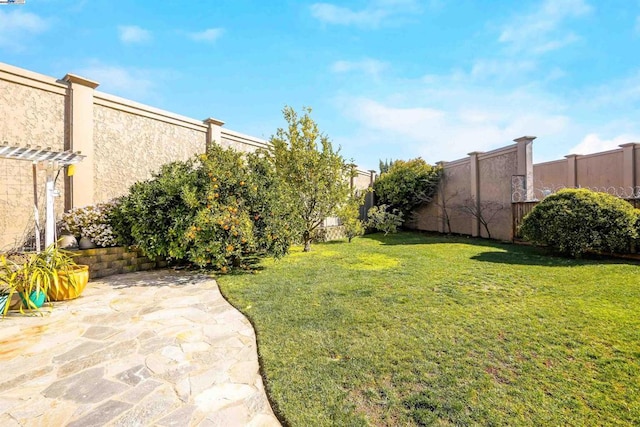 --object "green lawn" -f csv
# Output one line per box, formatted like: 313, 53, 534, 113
217, 232, 640, 426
